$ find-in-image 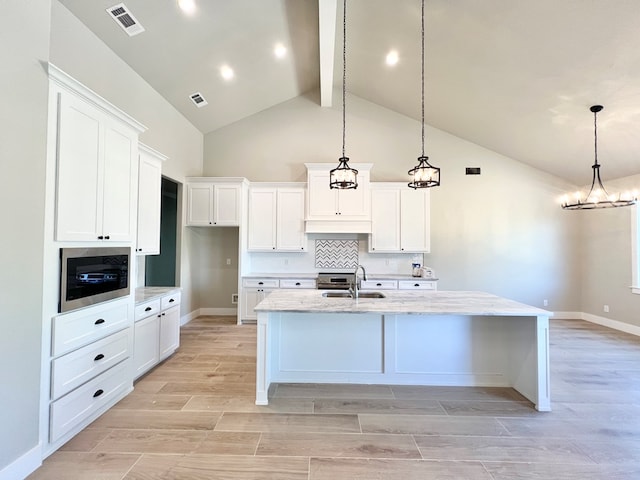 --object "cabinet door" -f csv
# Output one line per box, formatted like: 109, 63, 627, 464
277, 188, 306, 251
136, 151, 162, 254
102, 119, 138, 242
55, 92, 103, 241
337, 171, 370, 218
242, 289, 261, 321
248, 188, 277, 251
400, 188, 430, 252
307, 170, 338, 218
159, 305, 180, 360
370, 187, 401, 252
134, 315, 160, 378
214, 184, 241, 226
187, 184, 214, 225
